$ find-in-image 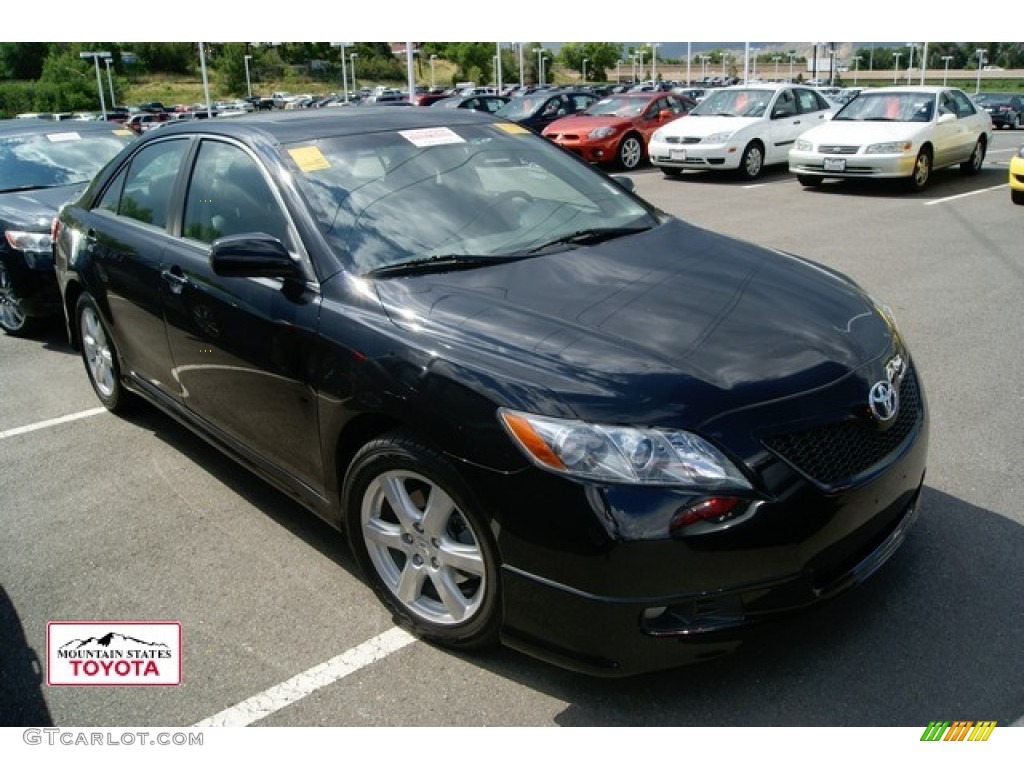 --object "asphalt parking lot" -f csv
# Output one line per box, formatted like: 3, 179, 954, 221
2, 130, 1022, 729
